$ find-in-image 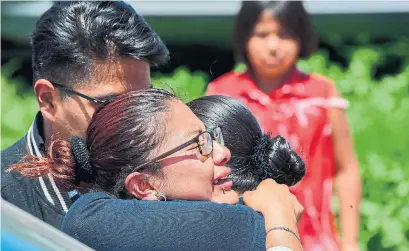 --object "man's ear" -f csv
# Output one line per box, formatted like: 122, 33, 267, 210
34, 79, 59, 123
125, 172, 158, 200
